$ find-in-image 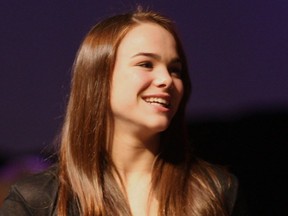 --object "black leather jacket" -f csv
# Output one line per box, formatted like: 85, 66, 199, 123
0, 166, 248, 215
